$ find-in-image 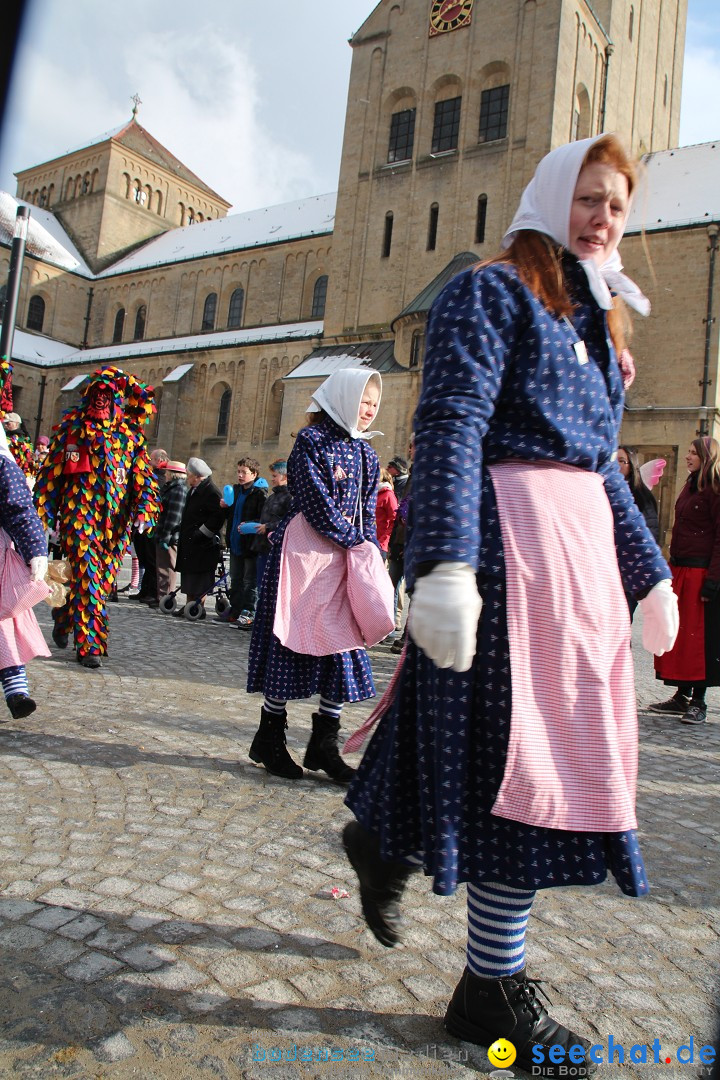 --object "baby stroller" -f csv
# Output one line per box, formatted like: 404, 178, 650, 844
158, 551, 231, 620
